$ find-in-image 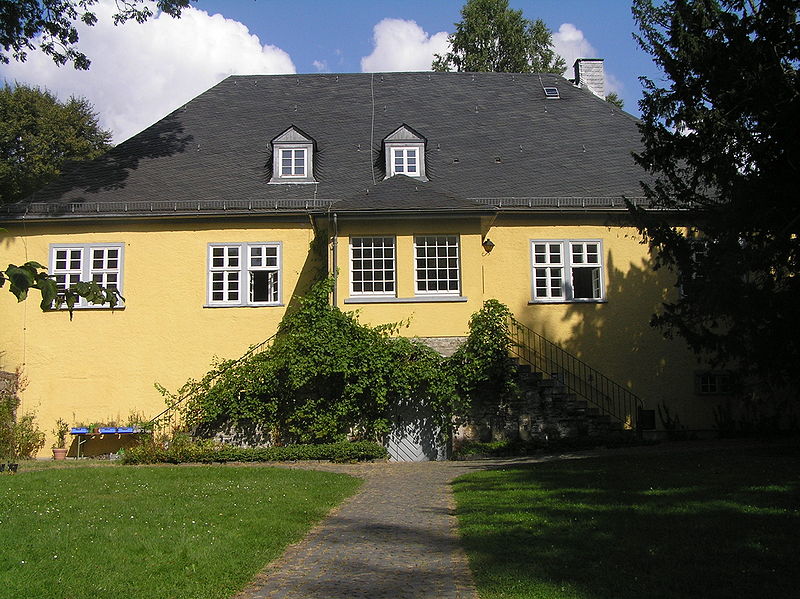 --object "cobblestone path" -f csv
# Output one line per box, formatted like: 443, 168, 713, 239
234, 460, 485, 599
233, 439, 763, 599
